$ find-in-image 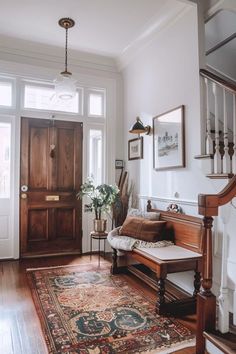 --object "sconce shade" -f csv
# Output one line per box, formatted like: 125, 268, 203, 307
129, 117, 151, 135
